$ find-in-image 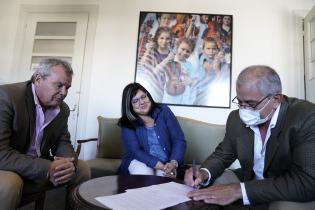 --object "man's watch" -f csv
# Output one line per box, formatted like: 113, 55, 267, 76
170, 160, 178, 168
